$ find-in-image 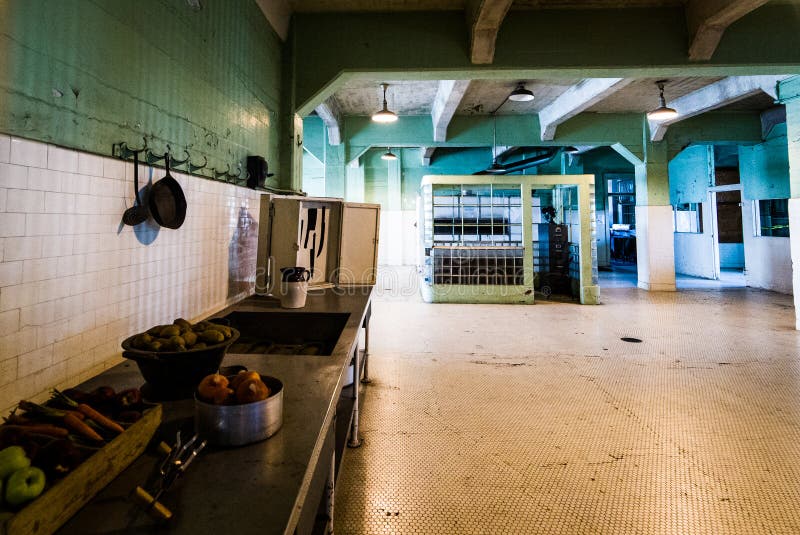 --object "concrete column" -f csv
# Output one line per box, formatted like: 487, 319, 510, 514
781, 87, 800, 329
324, 144, 346, 198
345, 159, 365, 202
635, 139, 676, 291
